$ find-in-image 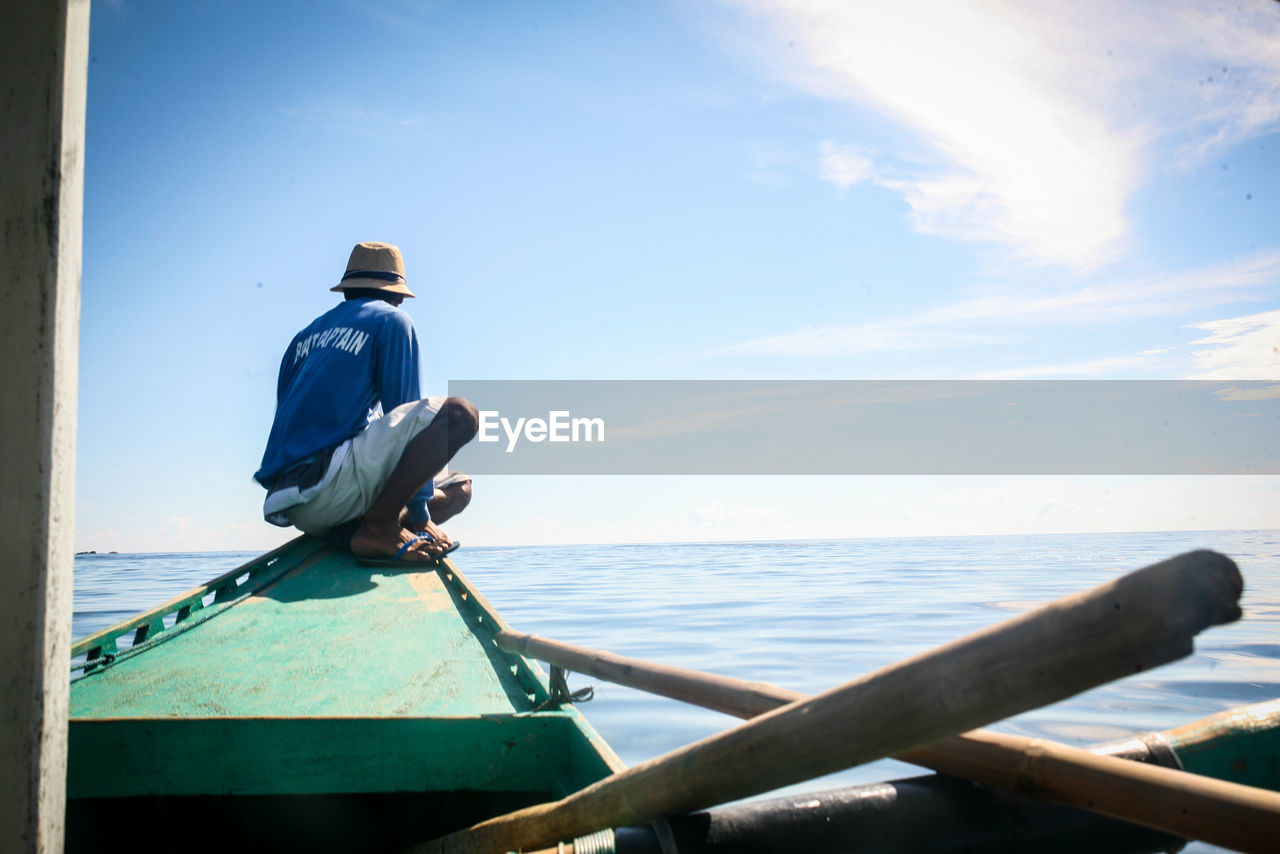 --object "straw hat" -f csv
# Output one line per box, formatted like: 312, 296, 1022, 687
330, 241, 416, 297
